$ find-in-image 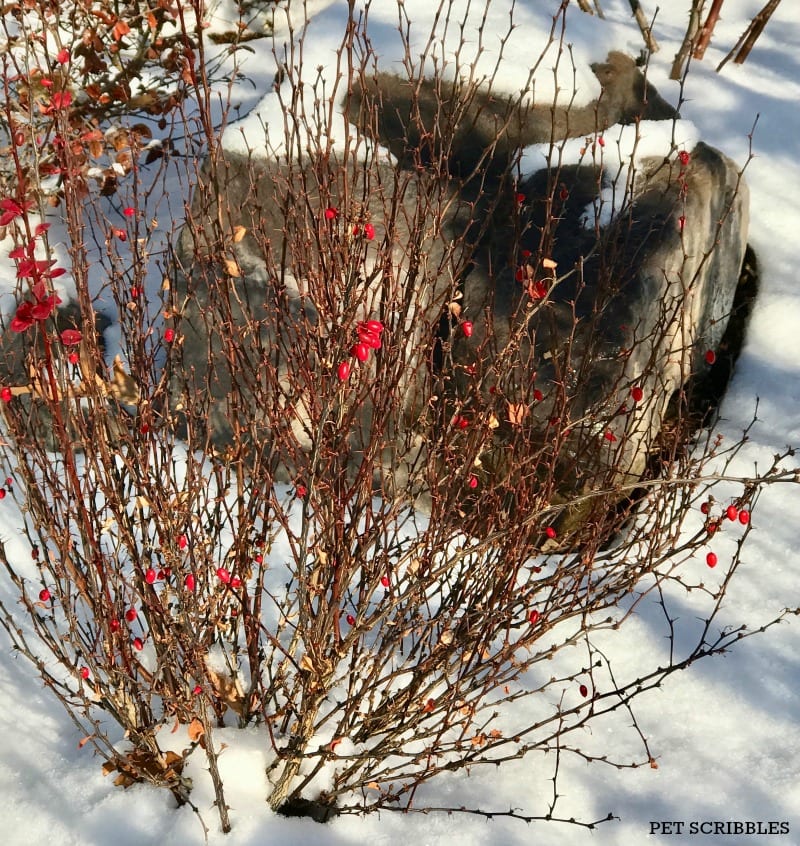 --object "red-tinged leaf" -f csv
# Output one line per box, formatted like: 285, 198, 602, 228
60, 328, 82, 345
0, 199, 21, 213
34, 223, 50, 236
50, 91, 72, 111
31, 296, 58, 321
112, 20, 131, 41
10, 302, 34, 333
8, 246, 25, 260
